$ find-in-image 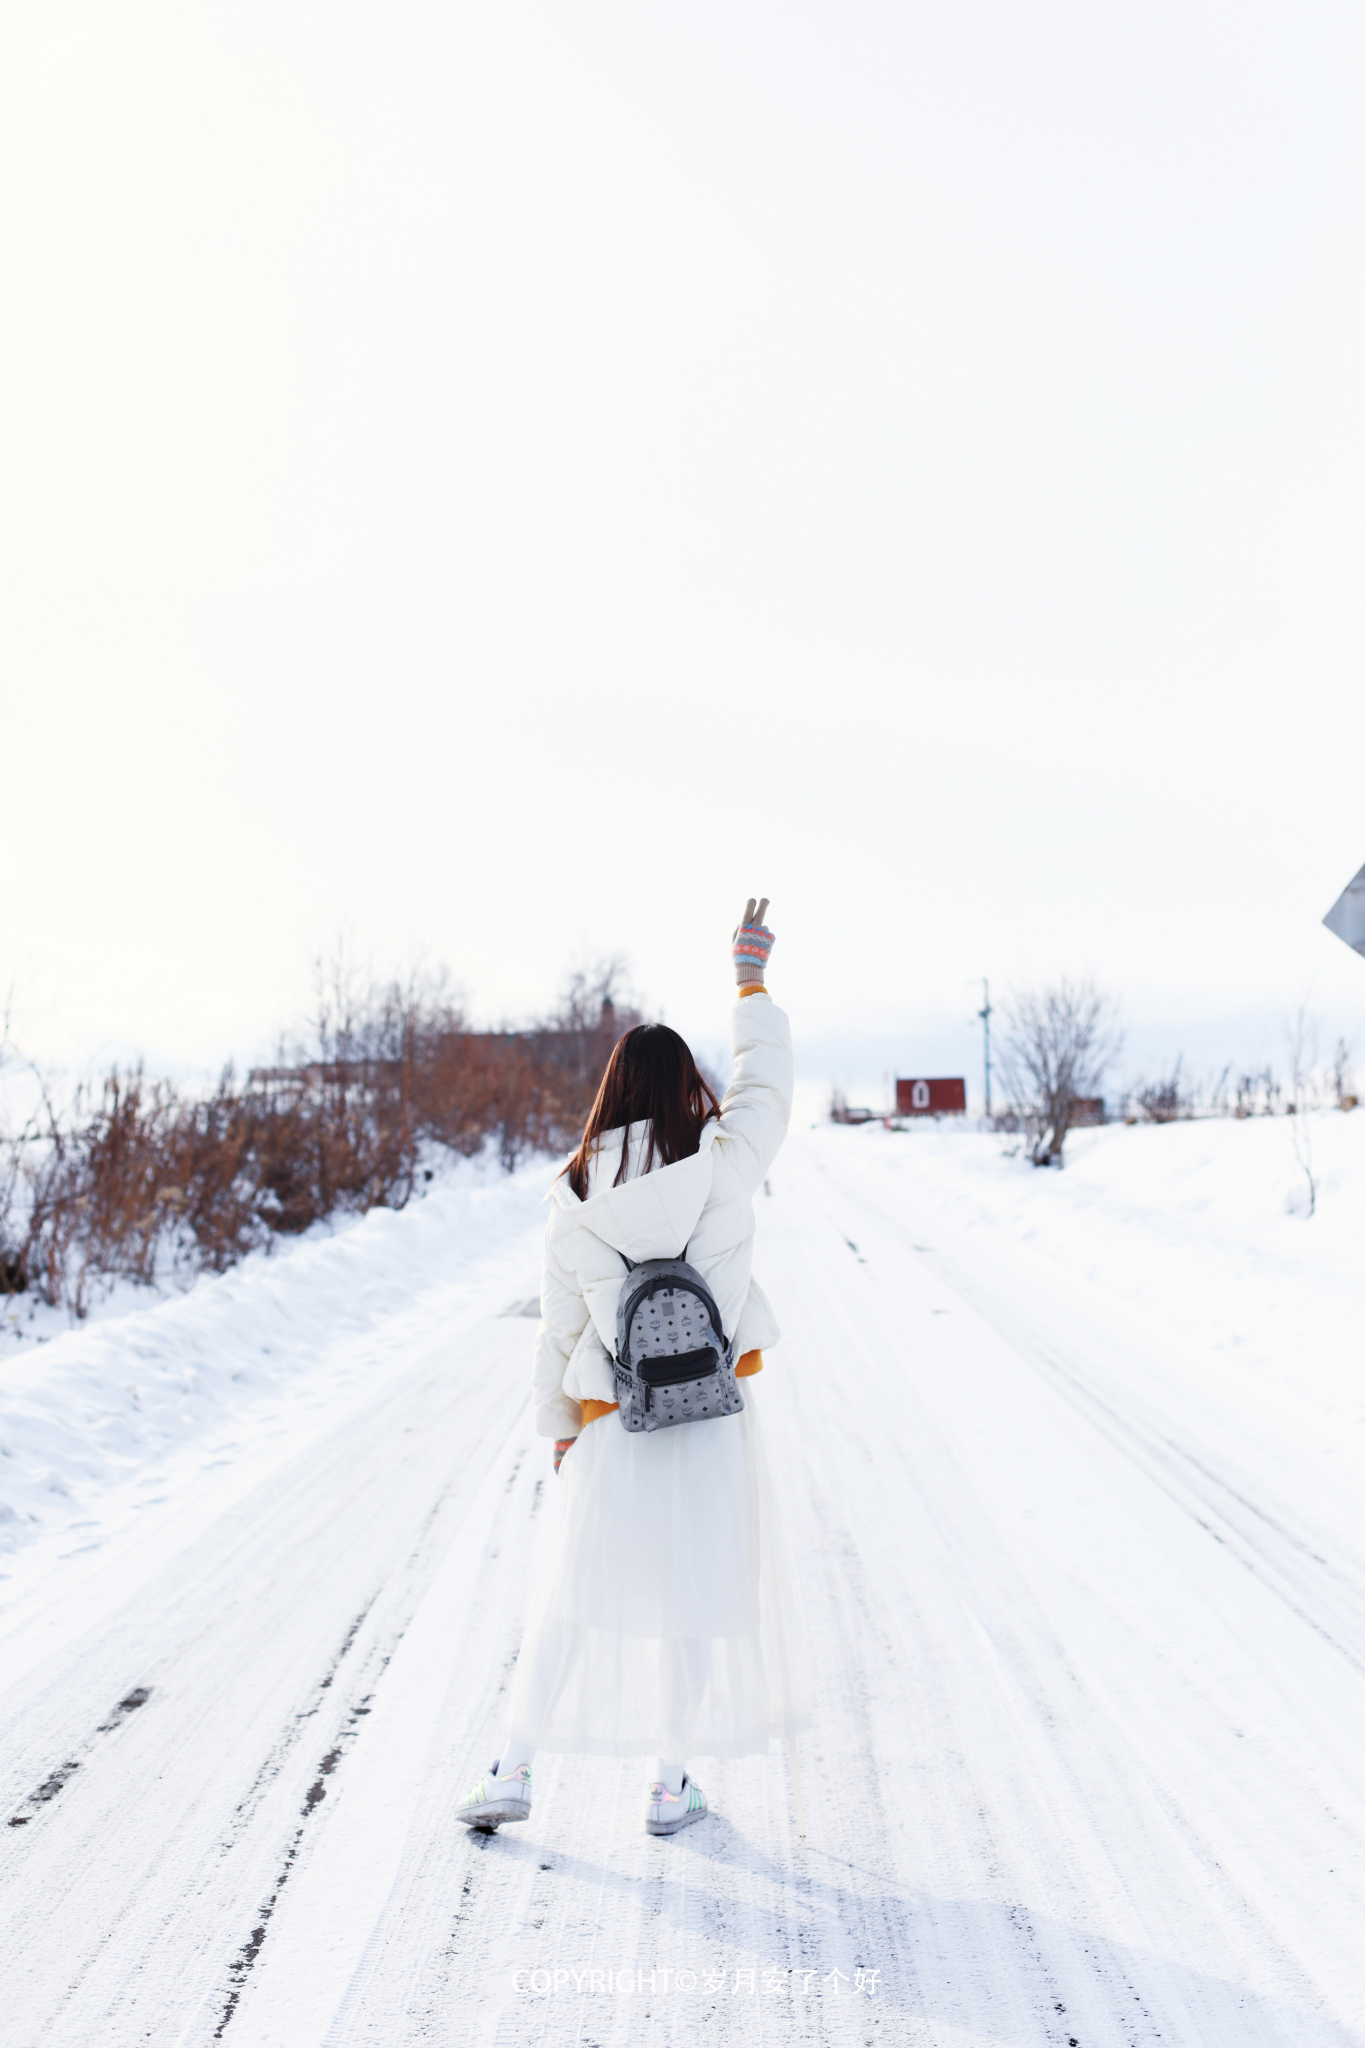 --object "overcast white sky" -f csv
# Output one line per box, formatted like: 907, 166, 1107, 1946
3, 0, 1363, 1097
